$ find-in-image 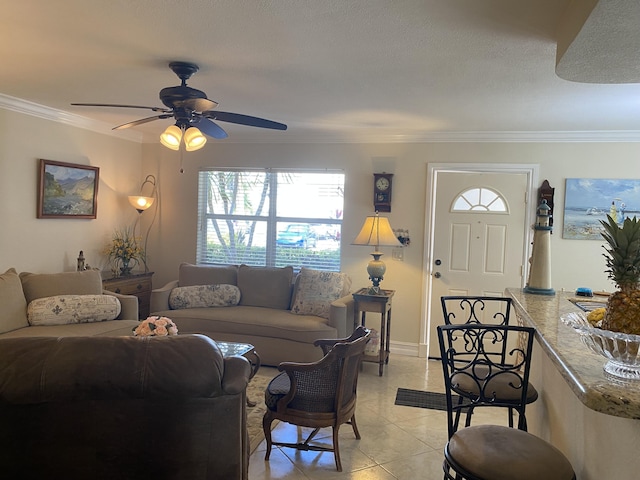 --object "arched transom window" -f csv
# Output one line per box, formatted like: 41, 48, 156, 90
452, 187, 508, 212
